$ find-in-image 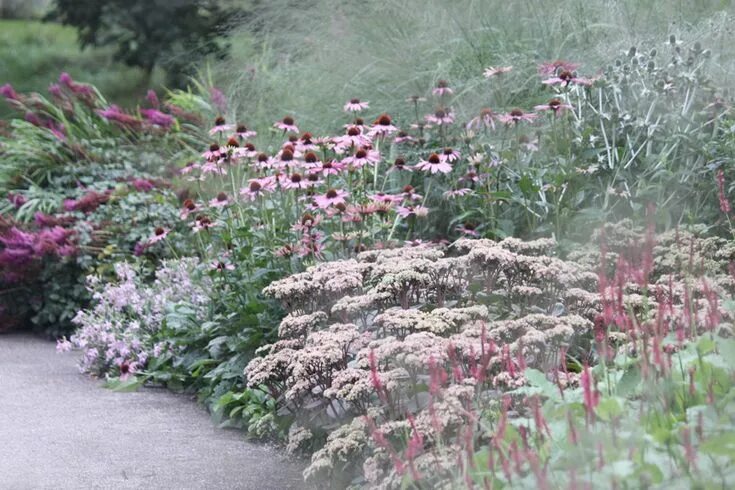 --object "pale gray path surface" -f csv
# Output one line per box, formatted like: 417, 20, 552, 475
0, 334, 307, 490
